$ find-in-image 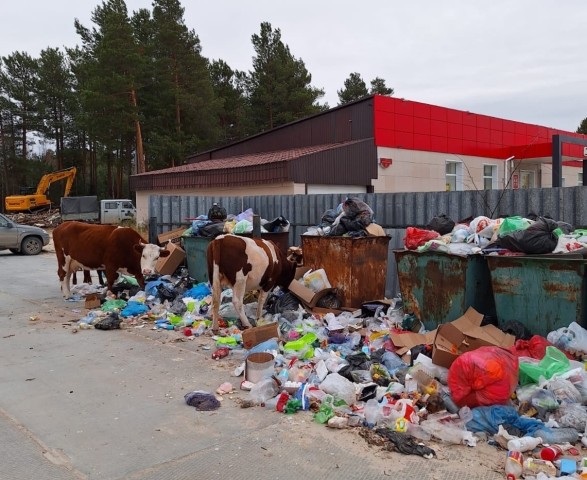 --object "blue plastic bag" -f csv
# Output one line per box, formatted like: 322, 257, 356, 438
183, 283, 211, 300
120, 301, 149, 318
466, 405, 545, 436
